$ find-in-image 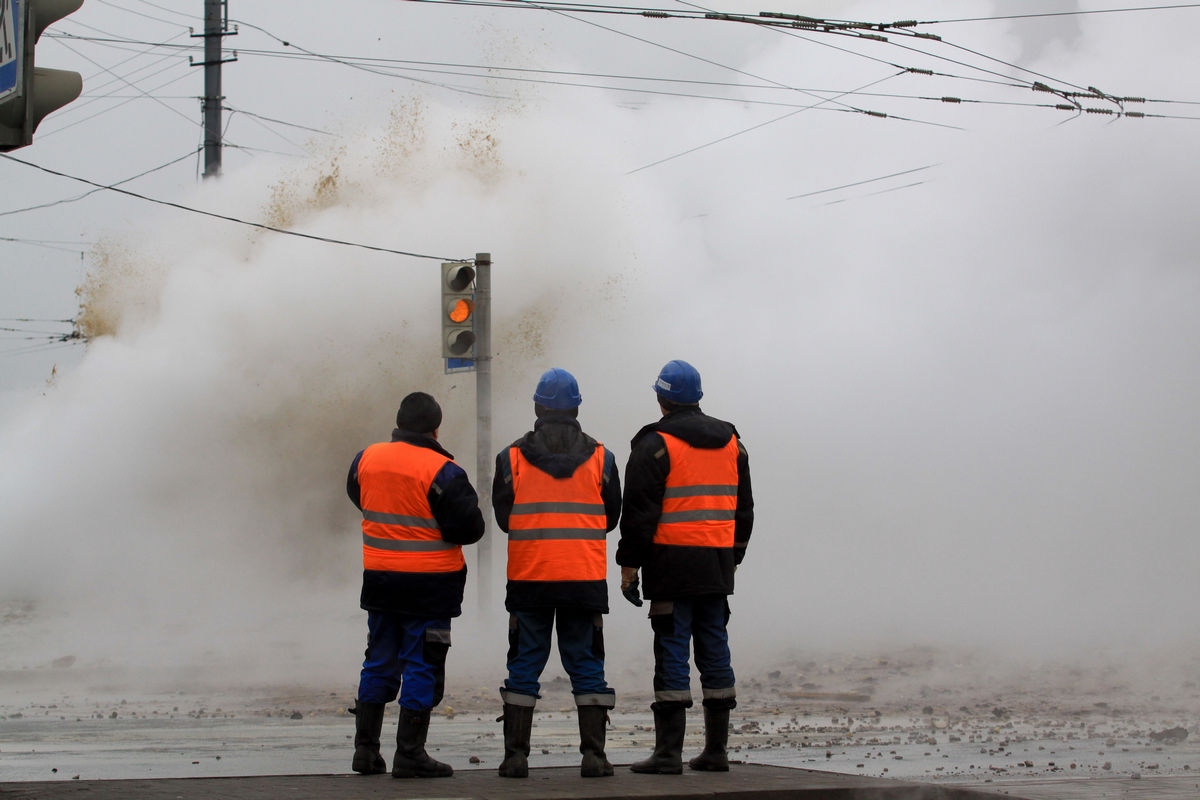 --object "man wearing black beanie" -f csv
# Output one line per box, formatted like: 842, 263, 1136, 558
346, 391, 485, 778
